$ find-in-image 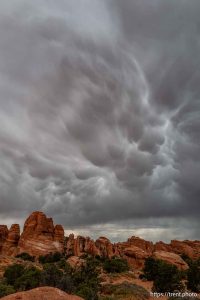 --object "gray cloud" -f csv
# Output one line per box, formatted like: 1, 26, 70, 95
0, 0, 199, 242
